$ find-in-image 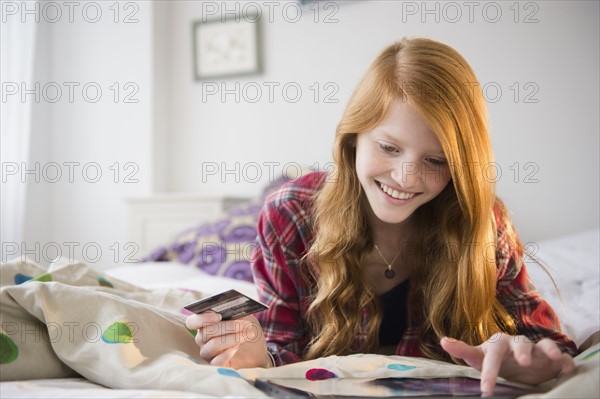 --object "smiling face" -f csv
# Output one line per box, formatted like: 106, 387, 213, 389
355, 99, 452, 227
